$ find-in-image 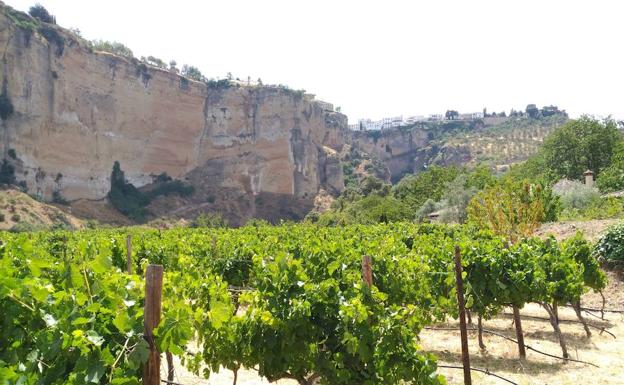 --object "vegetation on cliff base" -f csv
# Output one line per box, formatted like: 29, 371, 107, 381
108, 162, 194, 222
